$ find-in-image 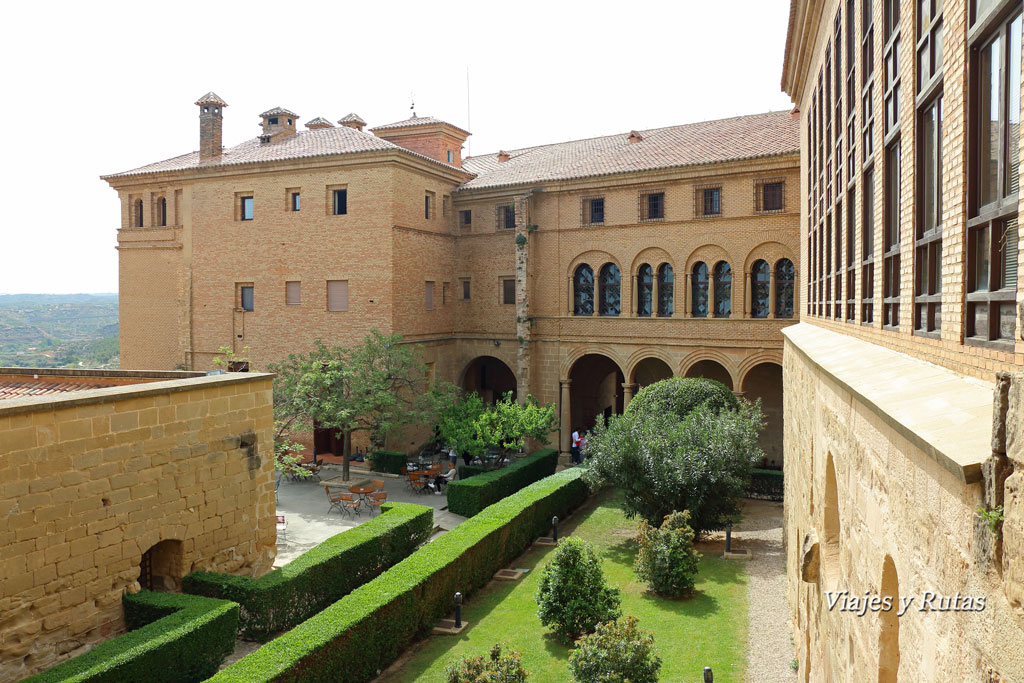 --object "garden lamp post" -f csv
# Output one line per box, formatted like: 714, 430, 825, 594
454, 592, 463, 628
552, 516, 559, 543
703, 666, 713, 682
725, 523, 733, 553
